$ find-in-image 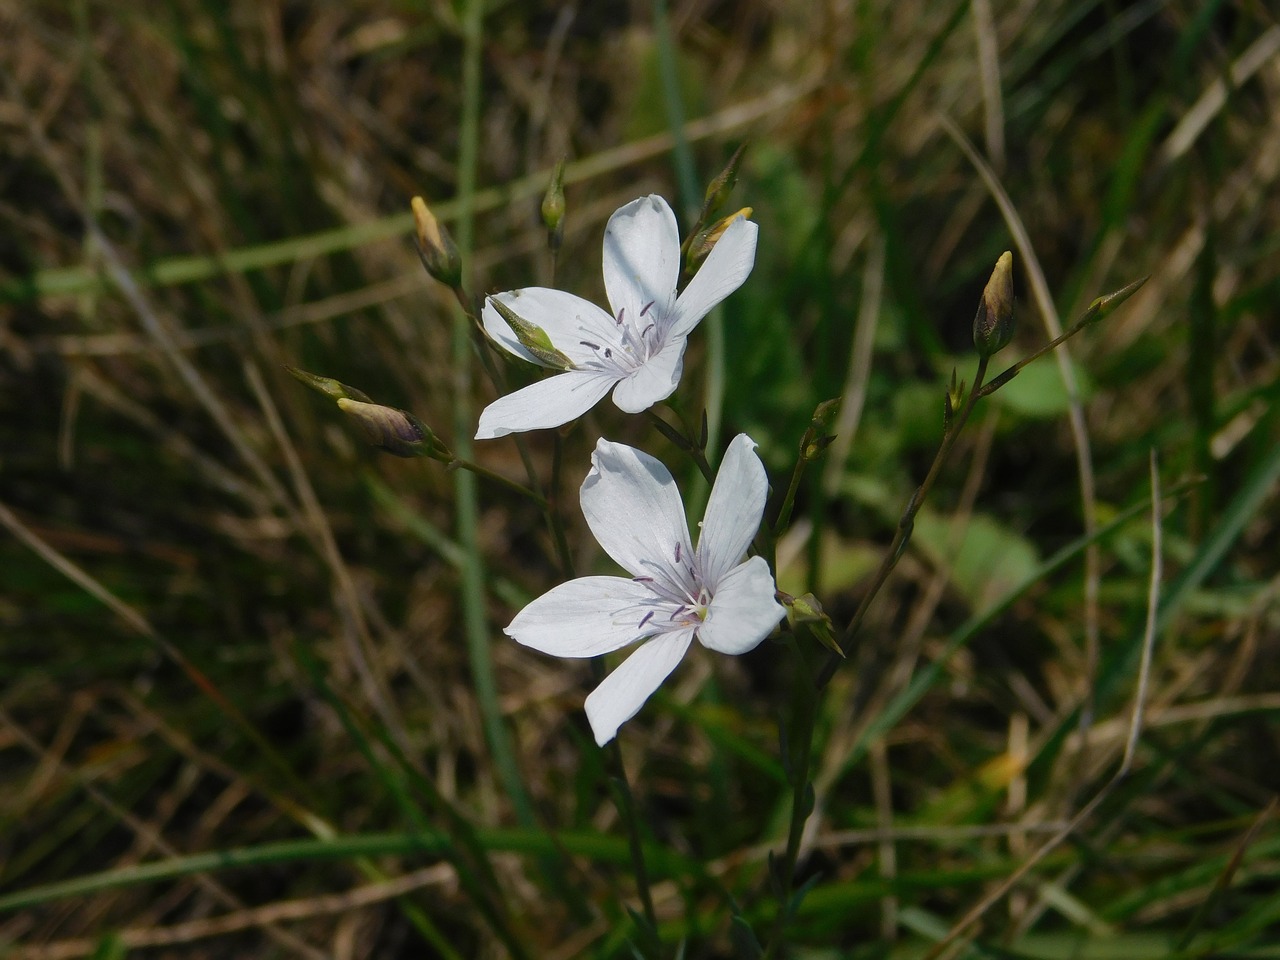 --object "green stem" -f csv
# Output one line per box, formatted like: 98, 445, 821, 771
646, 408, 715, 483
816, 354, 990, 687
453, 0, 533, 826
550, 432, 575, 577
764, 356, 991, 958
607, 743, 661, 942
449, 456, 547, 508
